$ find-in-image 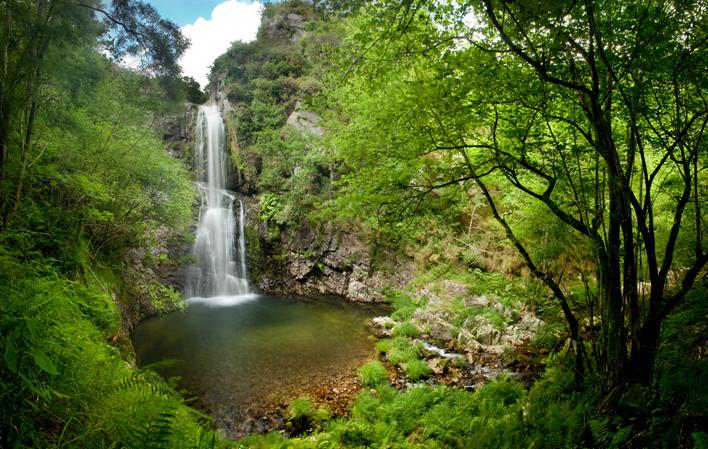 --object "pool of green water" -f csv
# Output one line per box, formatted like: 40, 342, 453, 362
132, 294, 386, 432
